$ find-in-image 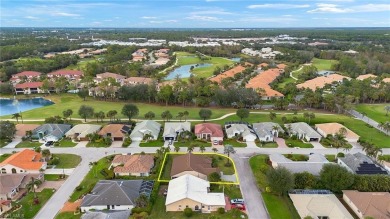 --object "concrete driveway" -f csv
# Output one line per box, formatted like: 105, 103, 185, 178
274, 137, 288, 148
130, 141, 140, 147
74, 141, 88, 148
232, 154, 270, 219
246, 141, 257, 148
3, 137, 22, 148
310, 142, 325, 149
110, 141, 123, 148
